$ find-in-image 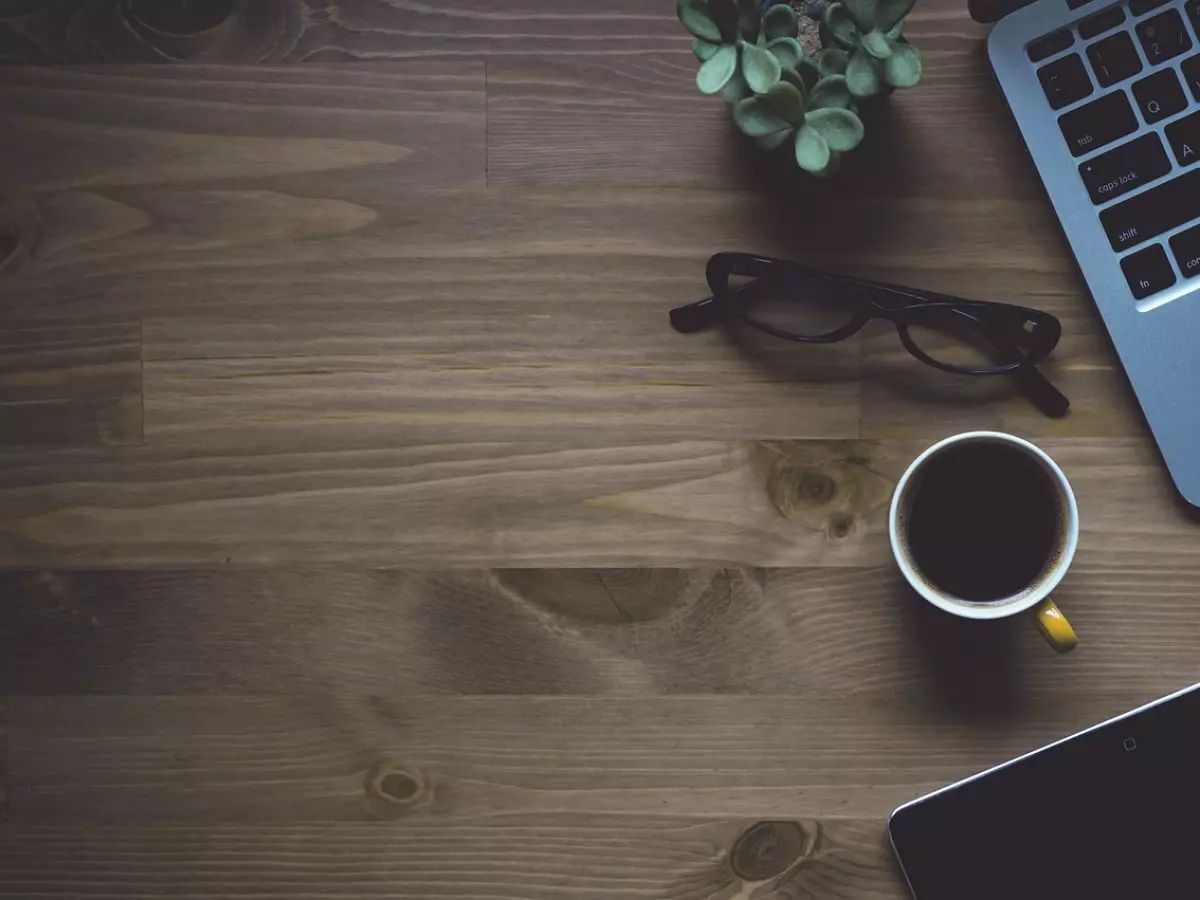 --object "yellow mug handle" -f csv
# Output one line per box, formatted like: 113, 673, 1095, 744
1033, 598, 1078, 653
